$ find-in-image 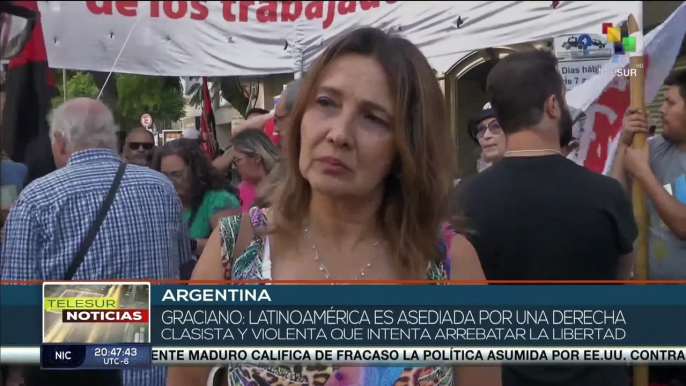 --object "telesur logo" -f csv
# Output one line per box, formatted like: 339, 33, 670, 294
576, 25, 638, 79
576, 21, 641, 79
